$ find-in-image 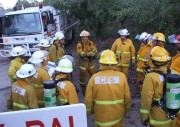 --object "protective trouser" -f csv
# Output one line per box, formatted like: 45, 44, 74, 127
116, 66, 129, 78
96, 121, 123, 127
79, 59, 95, 95
176, 113, 180, 127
